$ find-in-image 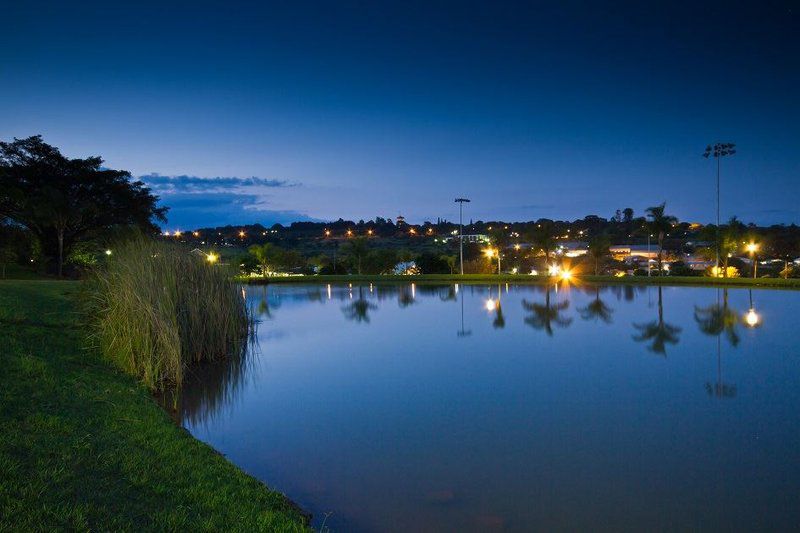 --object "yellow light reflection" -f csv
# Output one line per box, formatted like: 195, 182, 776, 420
744, 308, 760, 327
